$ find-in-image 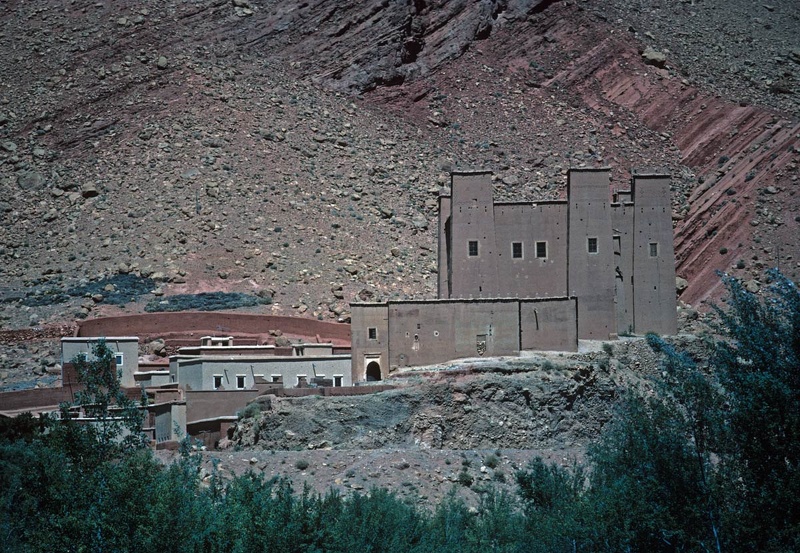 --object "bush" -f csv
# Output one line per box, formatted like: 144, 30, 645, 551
457, 469, 473, 487
13, 274, 155, 307
237, 403, 261, 420
145, 292, 270, 312
483, 453, 500, 469
295, 459, 309, 471
69, 274, 155, 305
